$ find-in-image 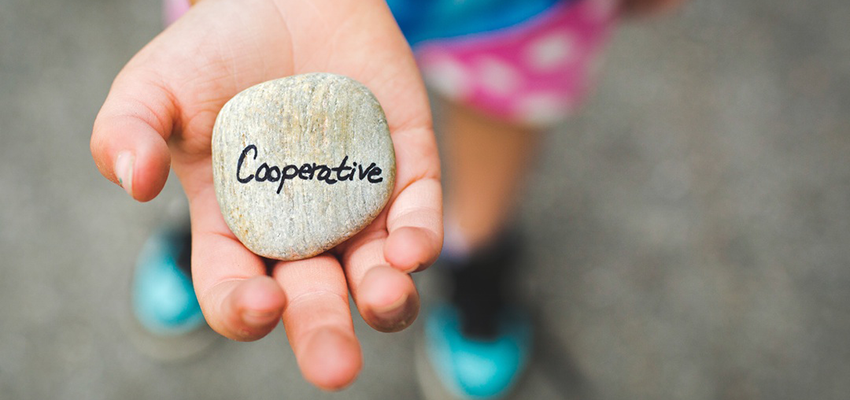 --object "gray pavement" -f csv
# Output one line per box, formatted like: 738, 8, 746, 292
2, 0, 850, 399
